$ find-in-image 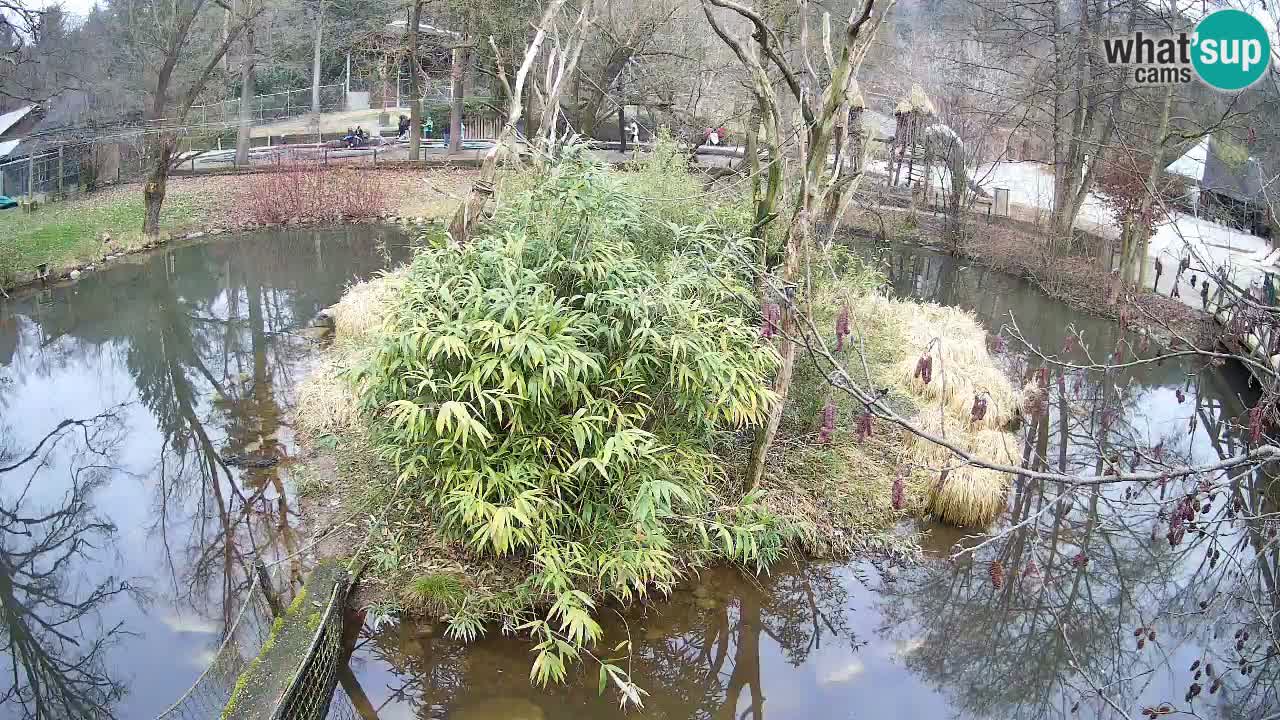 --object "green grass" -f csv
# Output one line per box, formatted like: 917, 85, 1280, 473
0, 186, 215, 287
